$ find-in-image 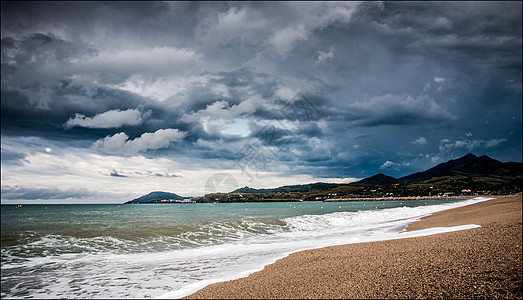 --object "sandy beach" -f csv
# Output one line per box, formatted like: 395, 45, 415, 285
185, 195, 522, 299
